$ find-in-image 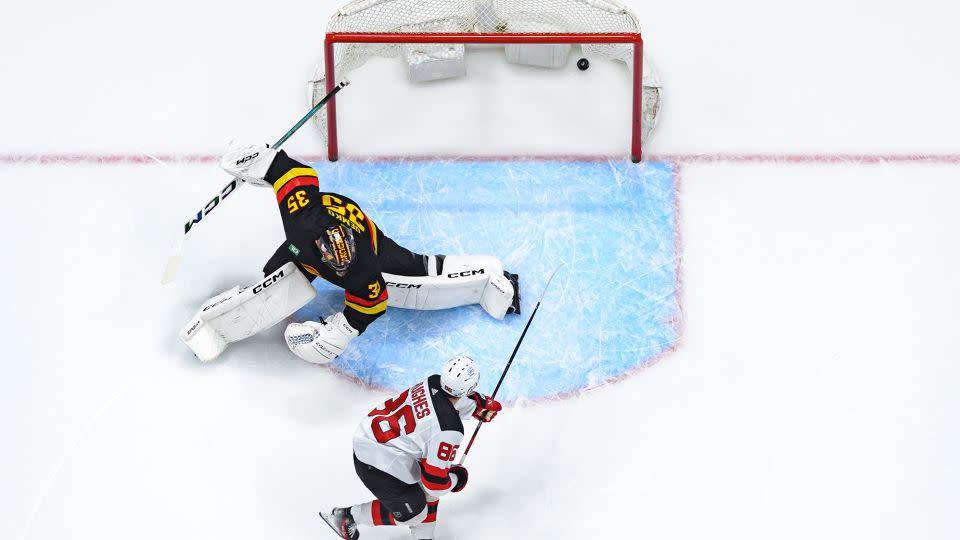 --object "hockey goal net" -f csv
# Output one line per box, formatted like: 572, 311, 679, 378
310, 0, 661, 162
